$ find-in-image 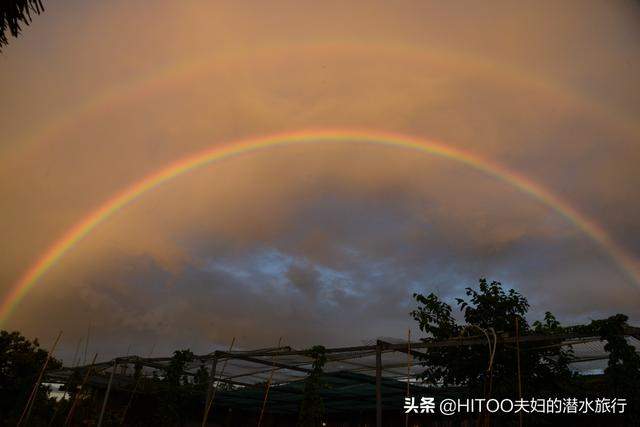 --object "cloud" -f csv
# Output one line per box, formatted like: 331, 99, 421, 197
1, 0, 639, 361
